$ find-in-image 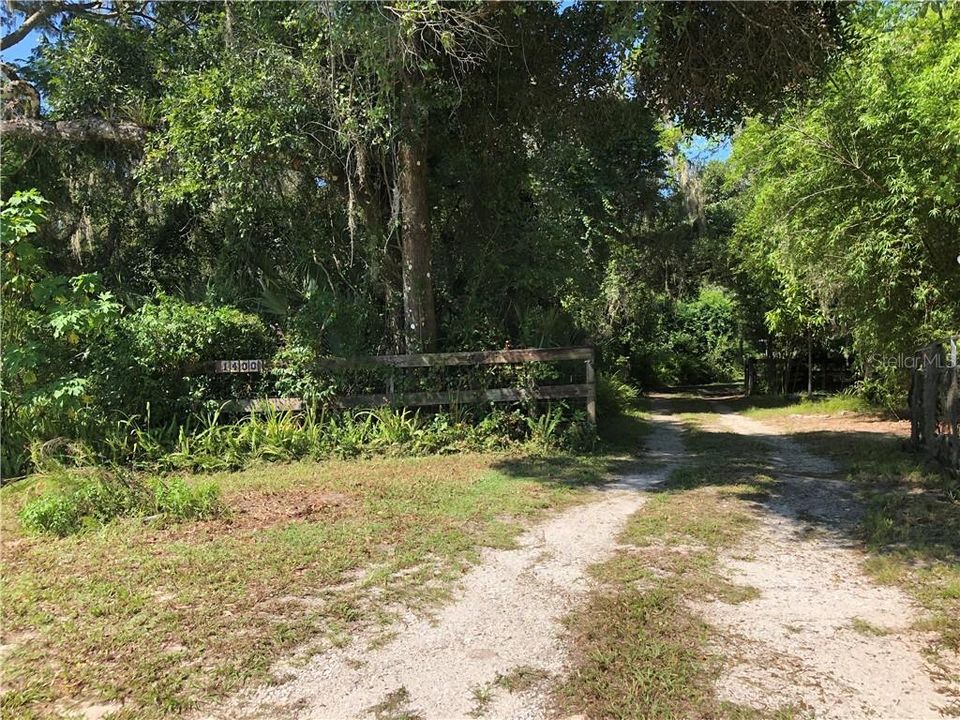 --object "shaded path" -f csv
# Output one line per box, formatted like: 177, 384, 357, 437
699, 406, 958, 719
